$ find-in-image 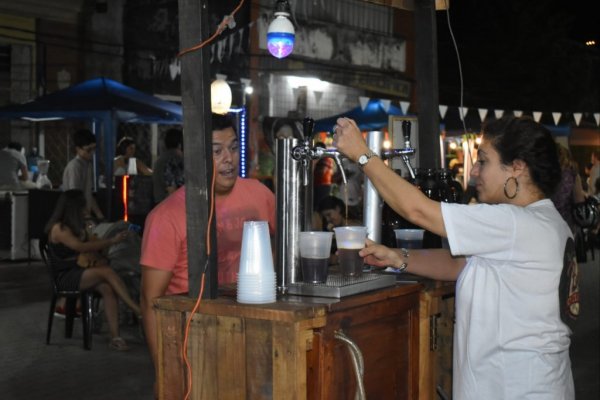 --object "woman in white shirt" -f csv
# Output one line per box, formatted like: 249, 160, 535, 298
333, 115, 574, 399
